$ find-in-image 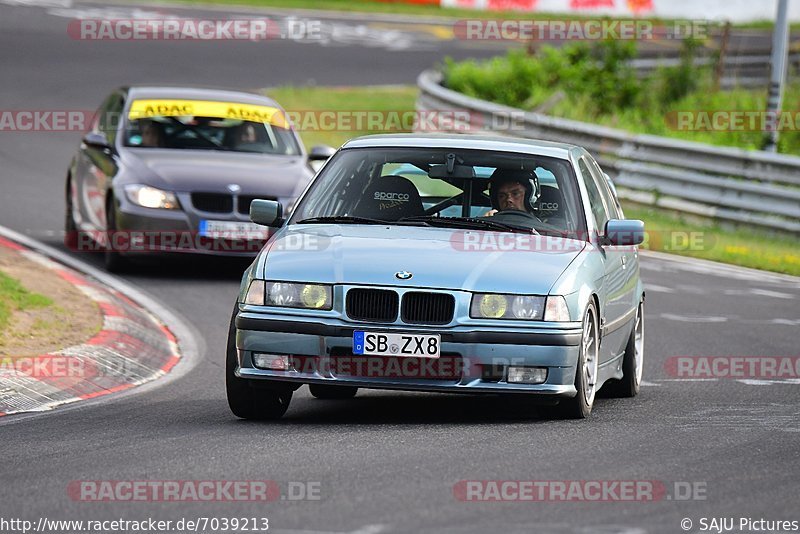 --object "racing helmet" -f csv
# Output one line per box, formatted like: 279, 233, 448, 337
489, 168, 540, 213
